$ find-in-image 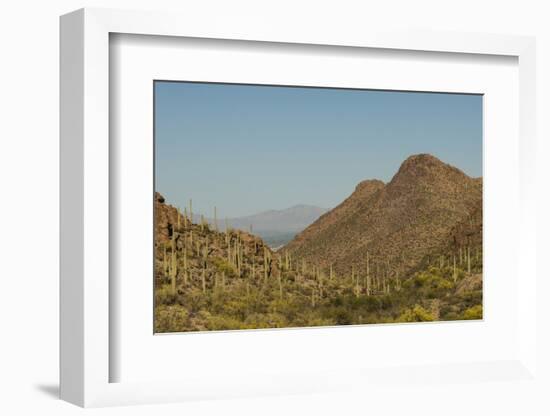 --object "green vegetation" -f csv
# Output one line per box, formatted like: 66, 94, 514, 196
462, 304, 483, 320
154, 202, 482, 333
